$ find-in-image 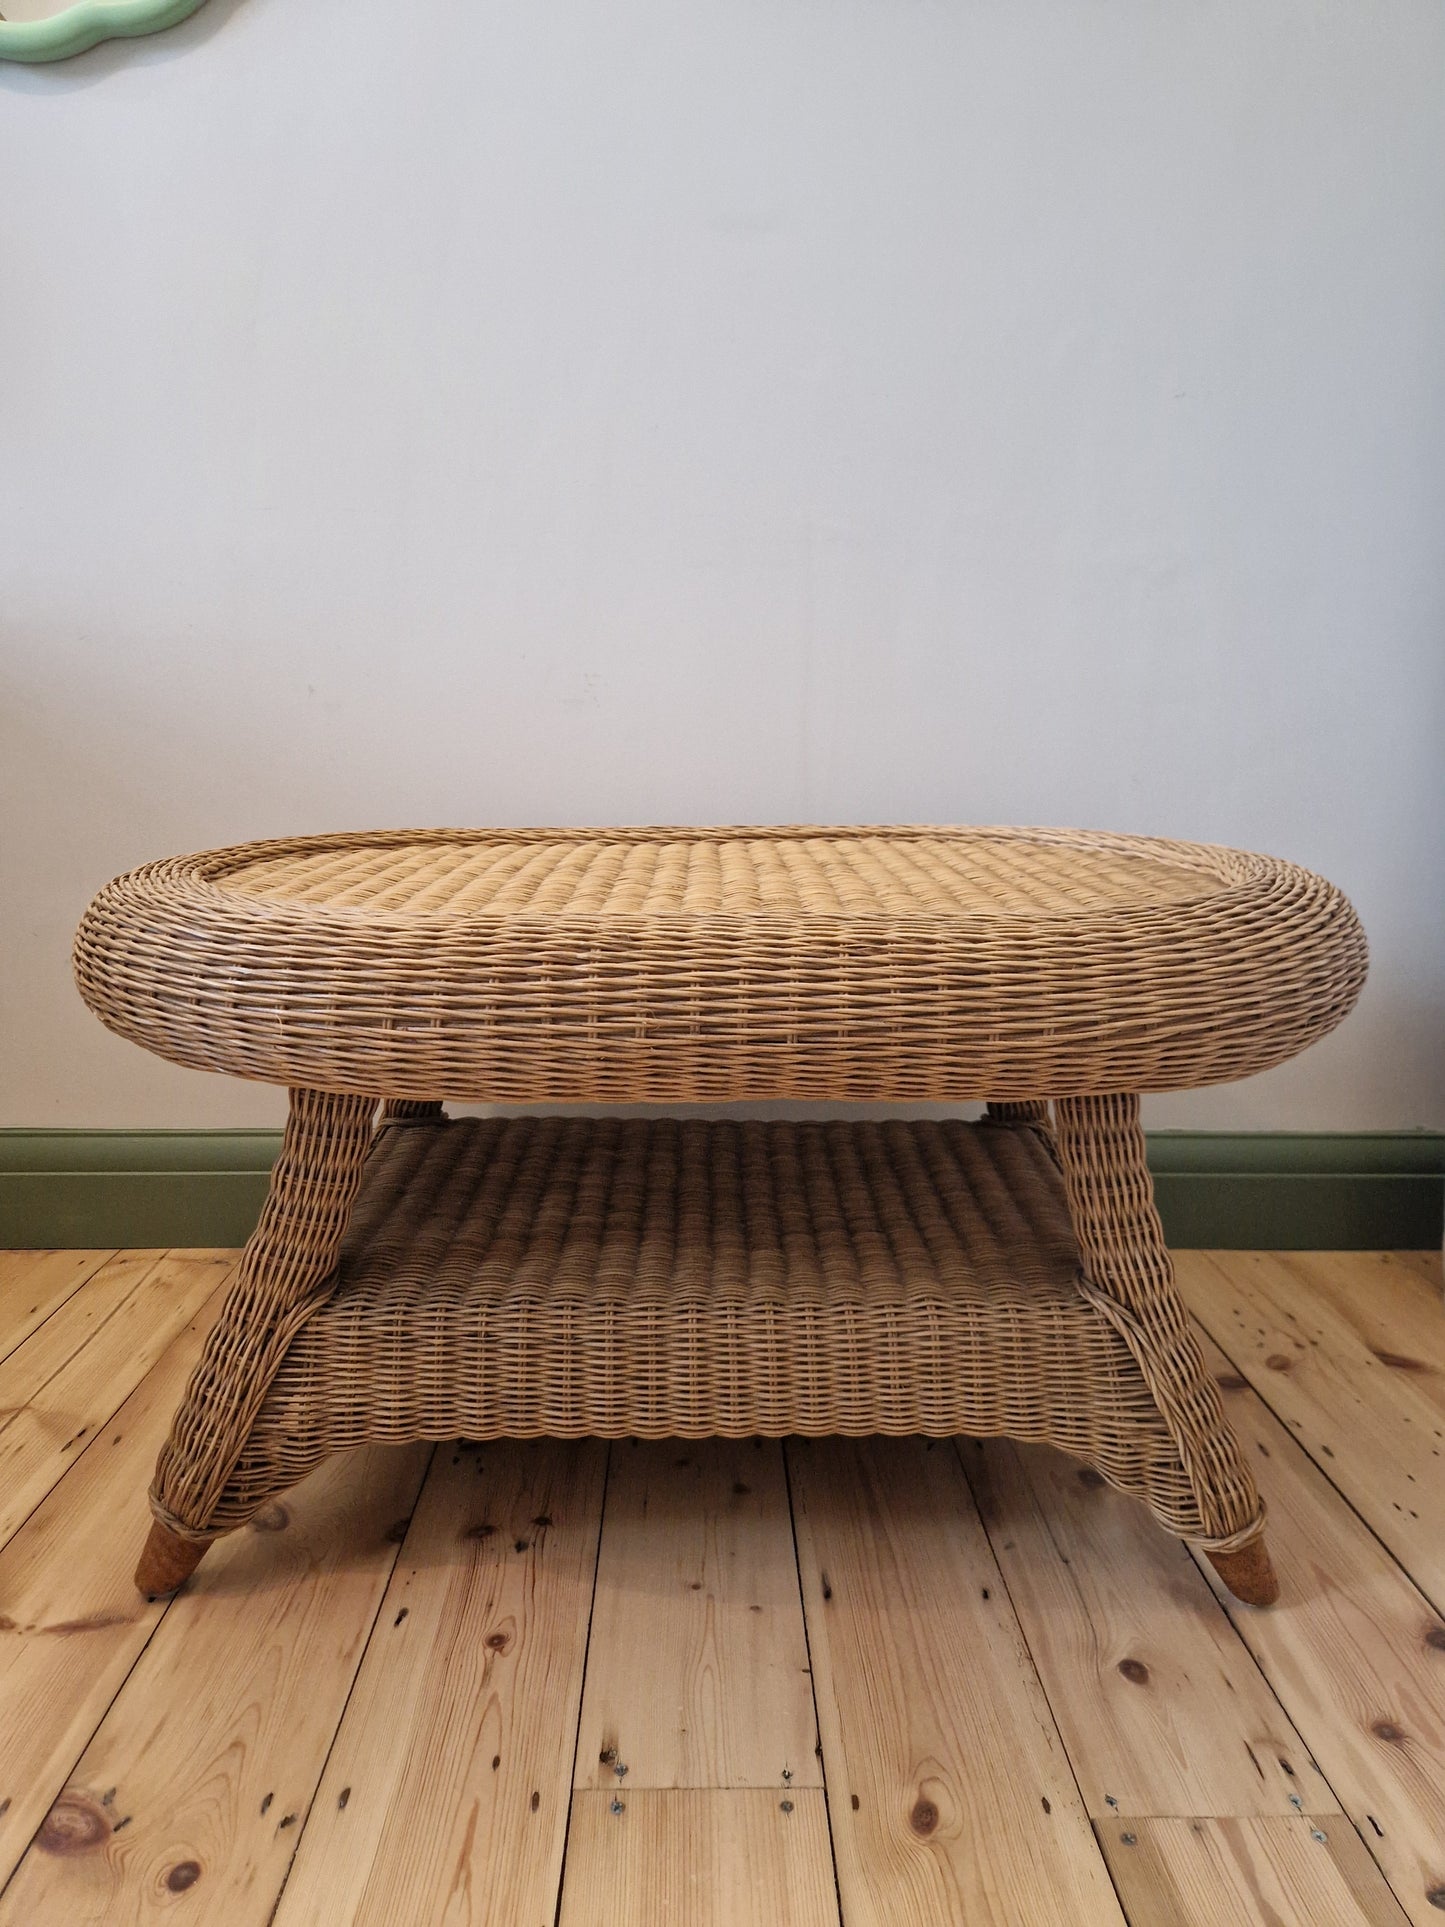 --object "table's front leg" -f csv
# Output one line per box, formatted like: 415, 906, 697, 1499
135, 1086, 378, 1597
1052, 1092, 1278, 1605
